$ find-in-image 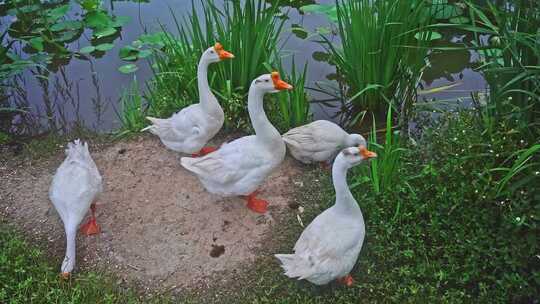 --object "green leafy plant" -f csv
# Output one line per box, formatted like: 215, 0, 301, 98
118, 31, 167, 74
461, 0, 540, 139
320, 0, 432, 117
494, 143, 540, 196
116, 77, 146, 137
145, 32, 200, 118
0, 0, 130, 79
275, 58, 311, 132
352, 103, 405, 196
146, 0, 288, 129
